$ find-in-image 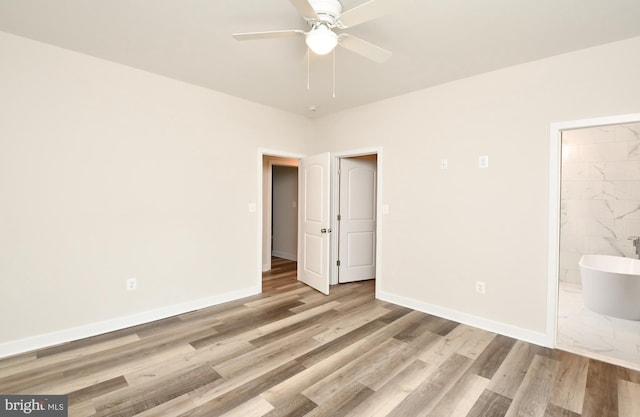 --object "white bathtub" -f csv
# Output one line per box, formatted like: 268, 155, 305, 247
579, 254, 640, 320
